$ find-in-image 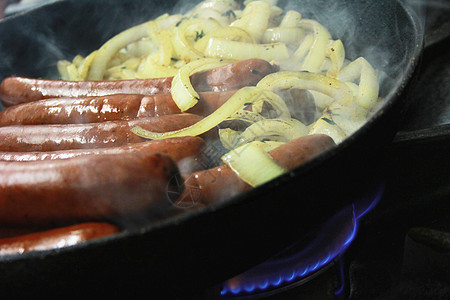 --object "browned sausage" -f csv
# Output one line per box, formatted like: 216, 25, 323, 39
0, 59, 276, 106
0, 152, 182, 227
178, 134, 336, 206
0, 113, 203, 152
0, 90, 236, 126
0, 136, 204, 165
191, 58, 278, 92
0, 222, 120, 256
